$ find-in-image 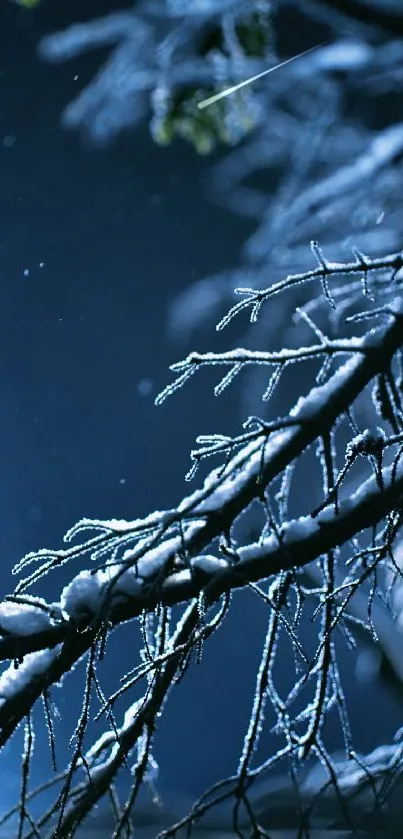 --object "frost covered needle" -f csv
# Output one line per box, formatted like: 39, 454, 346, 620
197, 42, 326, 110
